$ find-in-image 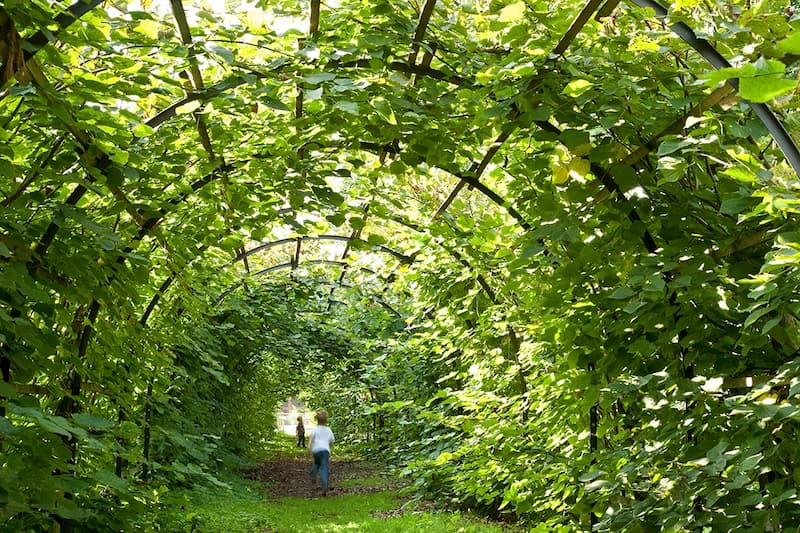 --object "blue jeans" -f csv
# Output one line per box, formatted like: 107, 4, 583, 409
310, 450, 330, 491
